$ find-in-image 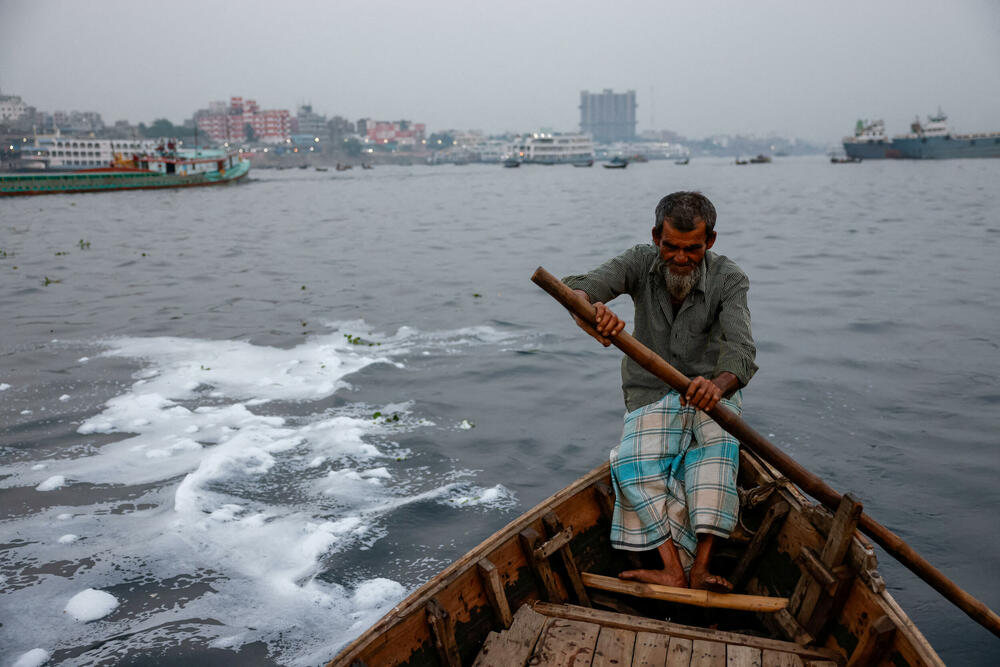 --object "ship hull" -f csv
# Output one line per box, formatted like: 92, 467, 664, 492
892, 135, 1000, 159
0, 160, 250, 196
842, 140, 901, 160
